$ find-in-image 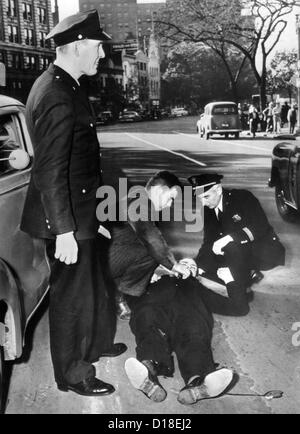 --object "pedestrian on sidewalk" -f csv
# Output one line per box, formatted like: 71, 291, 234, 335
248, 104, 258, 138
287, 104, 297, 134
272, 103, 282, 134
263, 102, 274, 133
